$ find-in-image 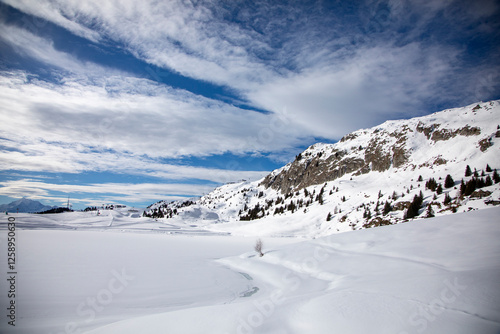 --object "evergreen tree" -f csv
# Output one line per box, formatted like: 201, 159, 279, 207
462, 179, 478, 196
326, 212, 333, 221
363, 208, 371, 220
383, 201, 392, 215
465, 165, 472, 177
425, 204, 435, 218
477, 177, 486, 189
493, 169, 500, 183
460, 179, 466, 195
436, 183, 443, 195
317, 186, 325, 205
240, 203, 263, 221
444, 175, 454, 188
418, 191, 424, 207
405, 202, 417, 219
486, 164, 492, 172
405, 192, 424, 219
485, 175, 493, 187
425, 178, 437, 191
